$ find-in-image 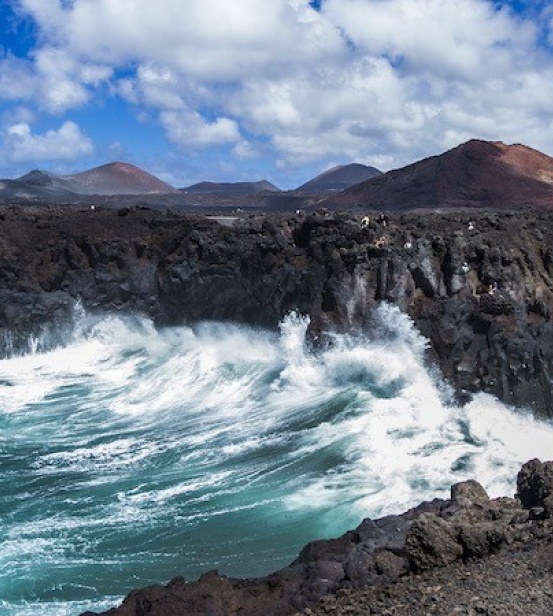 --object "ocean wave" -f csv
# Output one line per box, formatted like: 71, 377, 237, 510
1, 305, 552, 614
